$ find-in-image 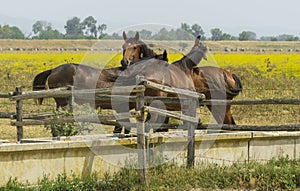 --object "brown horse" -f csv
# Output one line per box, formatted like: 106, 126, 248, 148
192, 66, 242, 125
32, 32, 168, 108
32, 63, 116, 109
121, 31, 167, 68
32, 32, 168, 134
113, 35, 207, 133
122, 35, 242, 125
